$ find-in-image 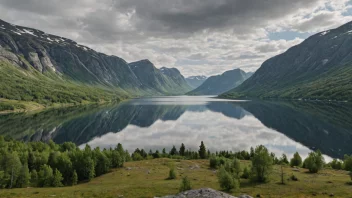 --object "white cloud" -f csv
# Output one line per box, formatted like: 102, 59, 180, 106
0, 0, 351, 76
